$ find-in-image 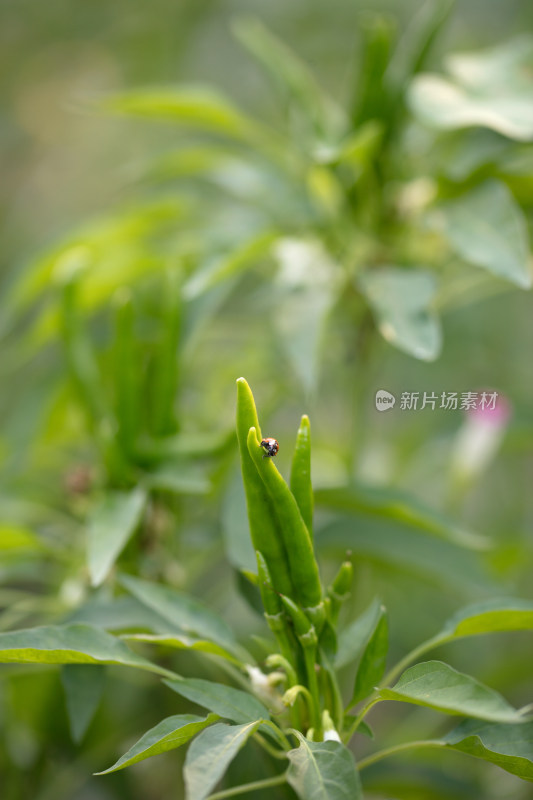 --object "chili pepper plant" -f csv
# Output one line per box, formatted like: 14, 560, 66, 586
0, 378, 532, 800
